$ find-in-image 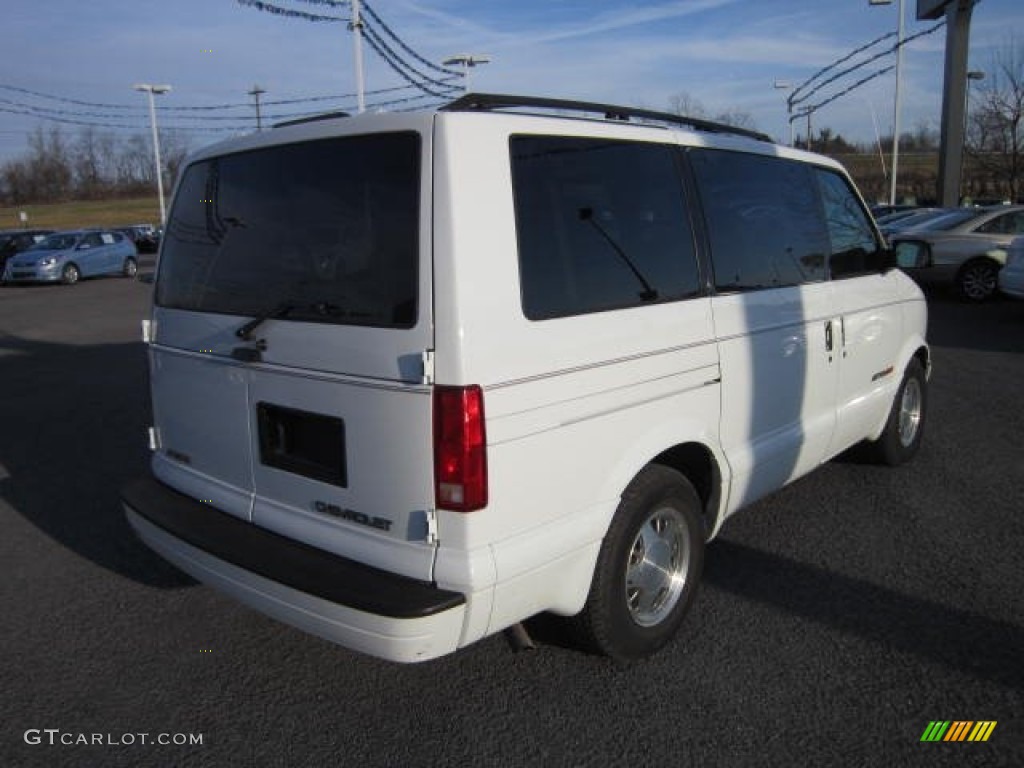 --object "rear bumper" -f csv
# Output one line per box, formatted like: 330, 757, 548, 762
122, 476, 466, 663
